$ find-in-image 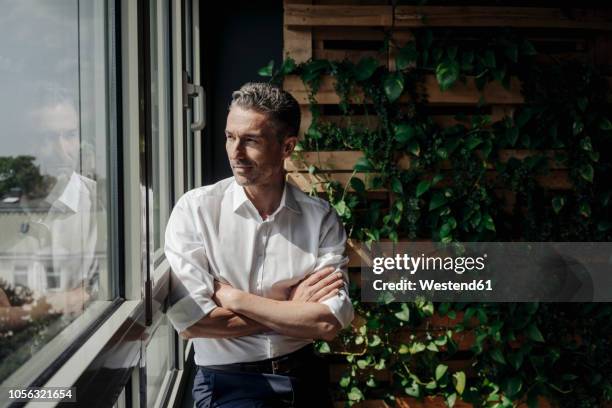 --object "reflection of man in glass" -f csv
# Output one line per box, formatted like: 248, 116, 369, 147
0, 108, 100, 338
